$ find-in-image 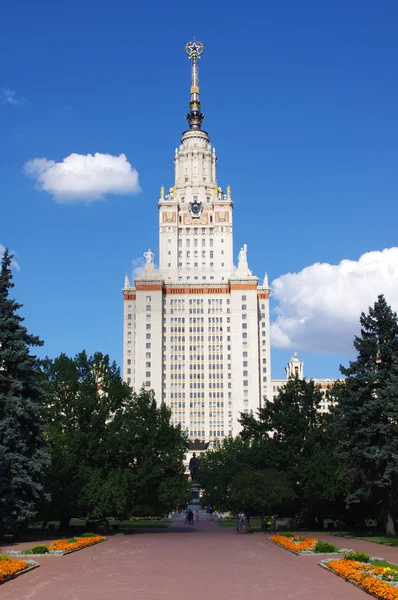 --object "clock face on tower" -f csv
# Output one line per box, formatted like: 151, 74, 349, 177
189, 198, 203, 218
